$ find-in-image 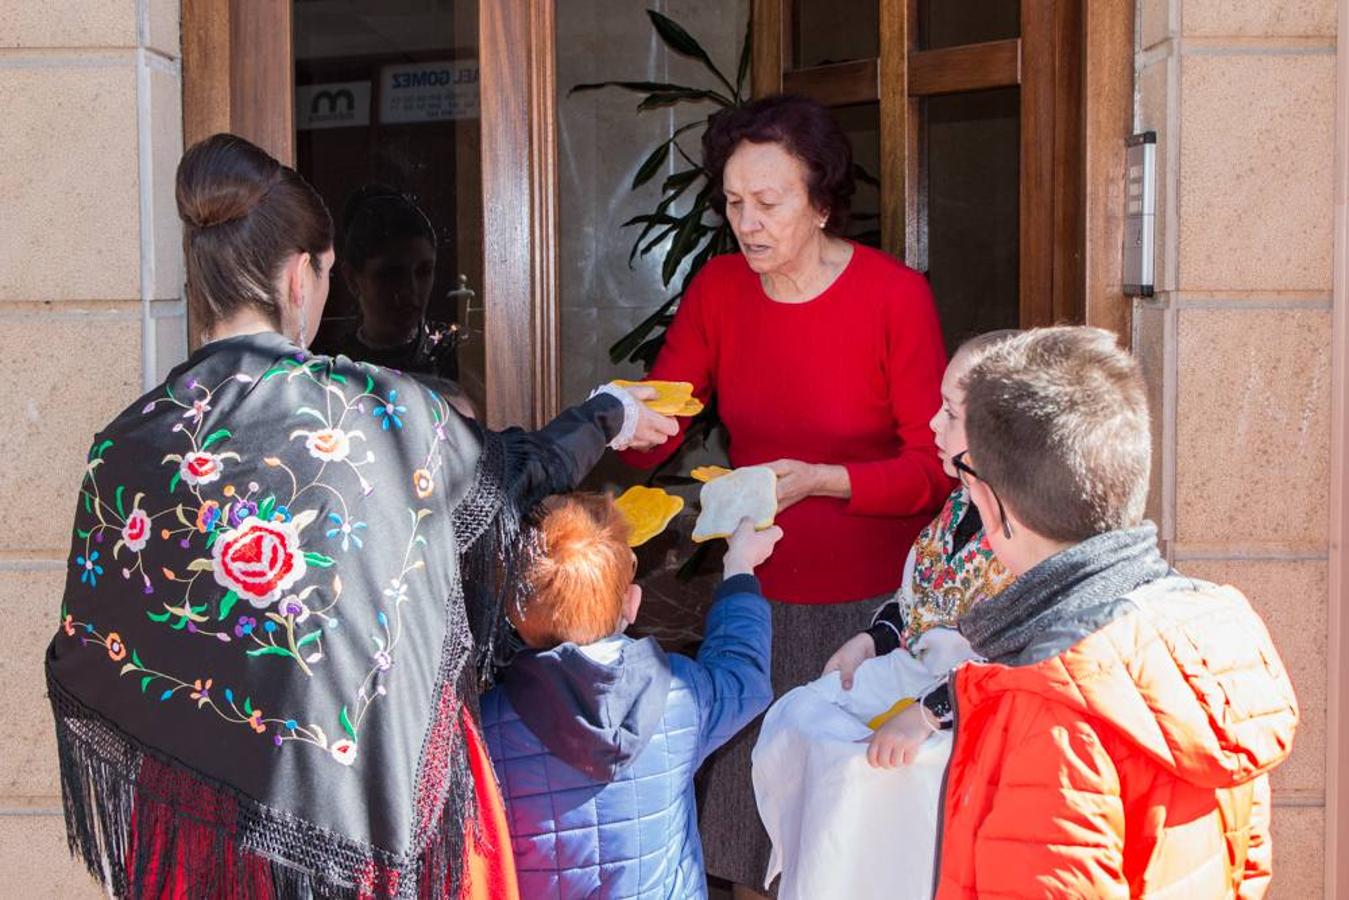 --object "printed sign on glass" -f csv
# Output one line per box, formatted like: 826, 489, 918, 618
295, 82, 372, 131
379, 61, 480, 124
